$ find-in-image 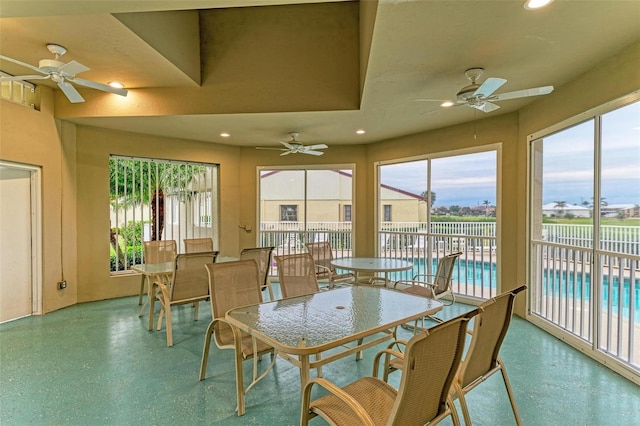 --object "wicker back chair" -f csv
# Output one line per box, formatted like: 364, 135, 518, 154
155, 251, 217, 346
240, 246, 275, 300
138, 240, 177, 305
305, 241, 354, 288
301, 309, 478, 426
199, 260, 274, 381
453, 285, 527, 426
274, 253, 320, 298
184, 237, 214, 253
